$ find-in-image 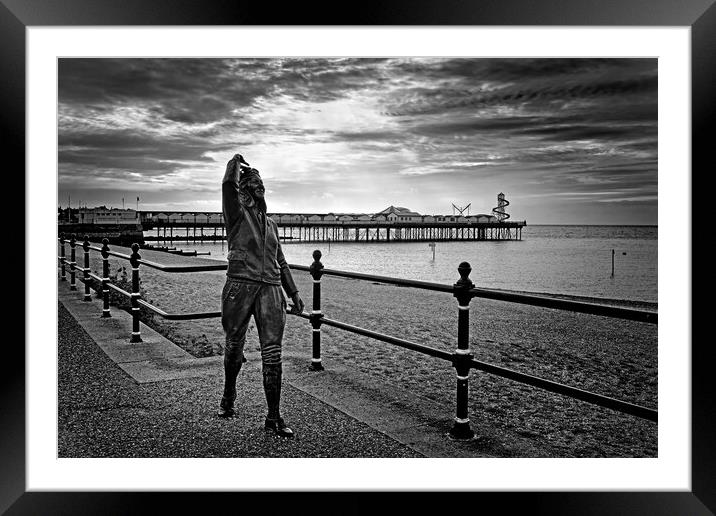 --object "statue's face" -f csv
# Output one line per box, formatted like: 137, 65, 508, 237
246, 177, 265, 199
